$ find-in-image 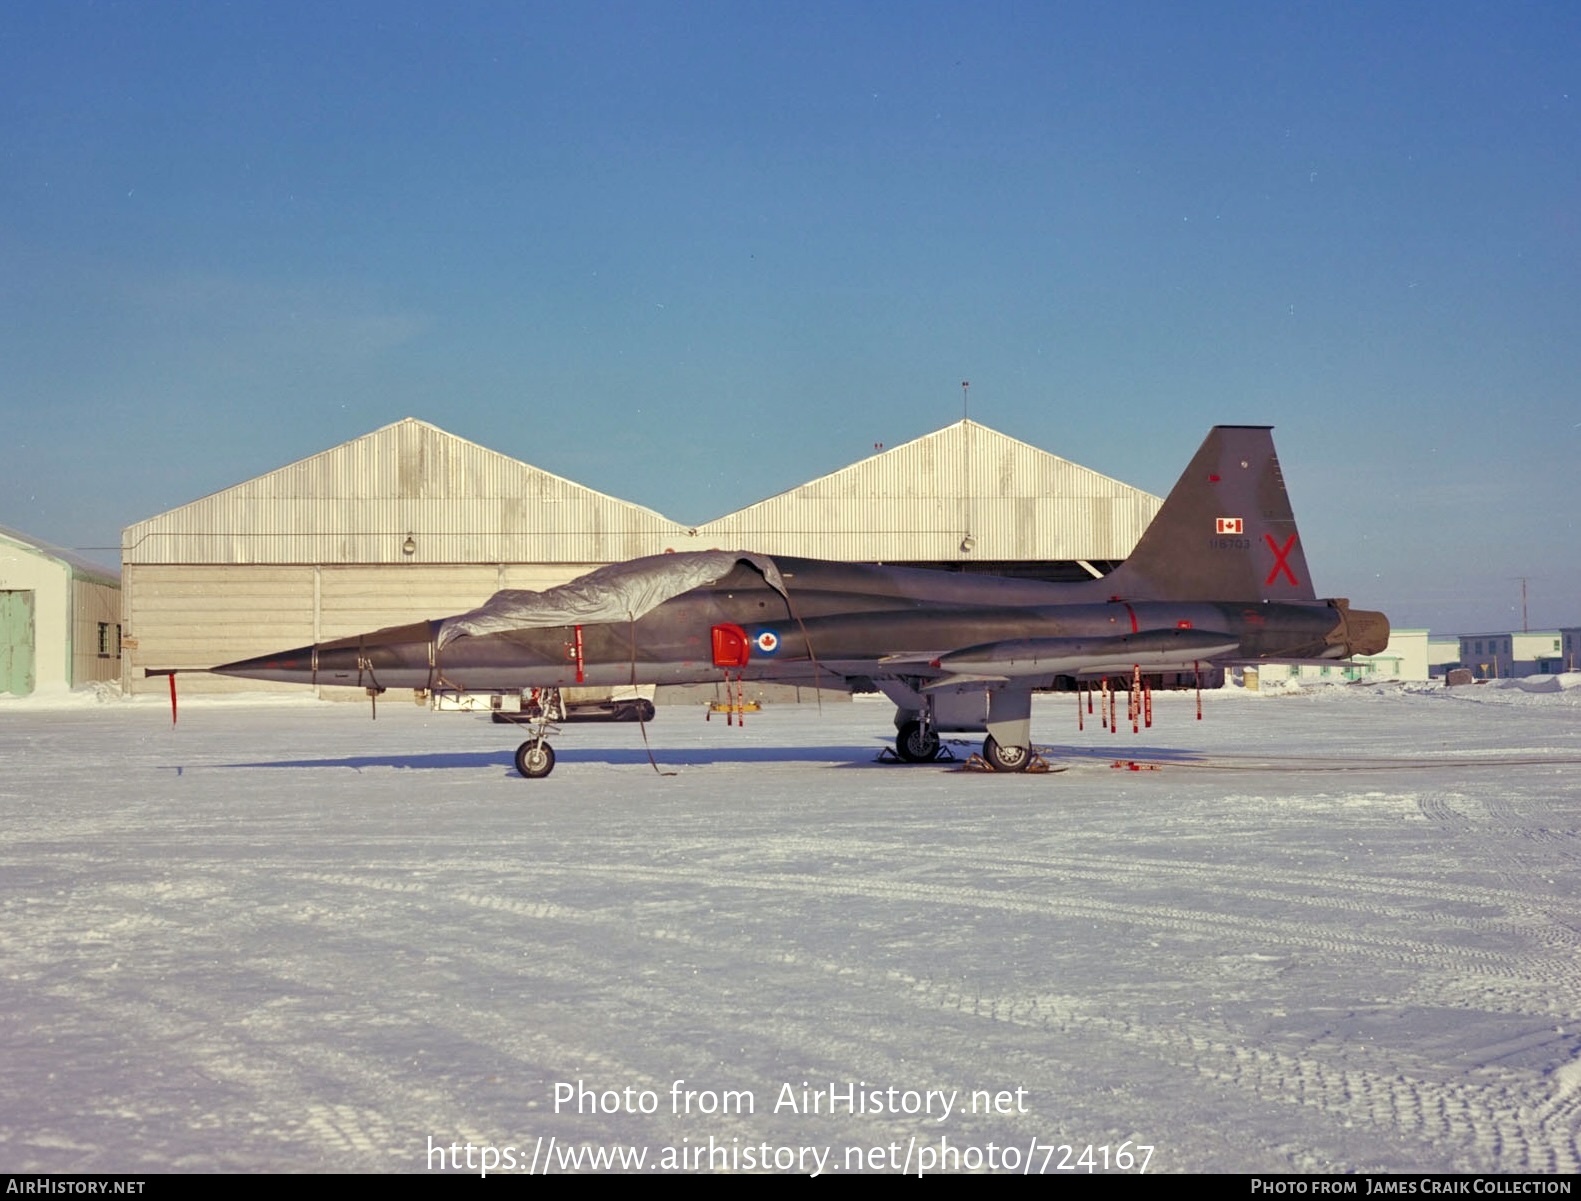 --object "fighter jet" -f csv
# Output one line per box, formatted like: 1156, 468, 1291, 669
200, 426, 1389, 777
